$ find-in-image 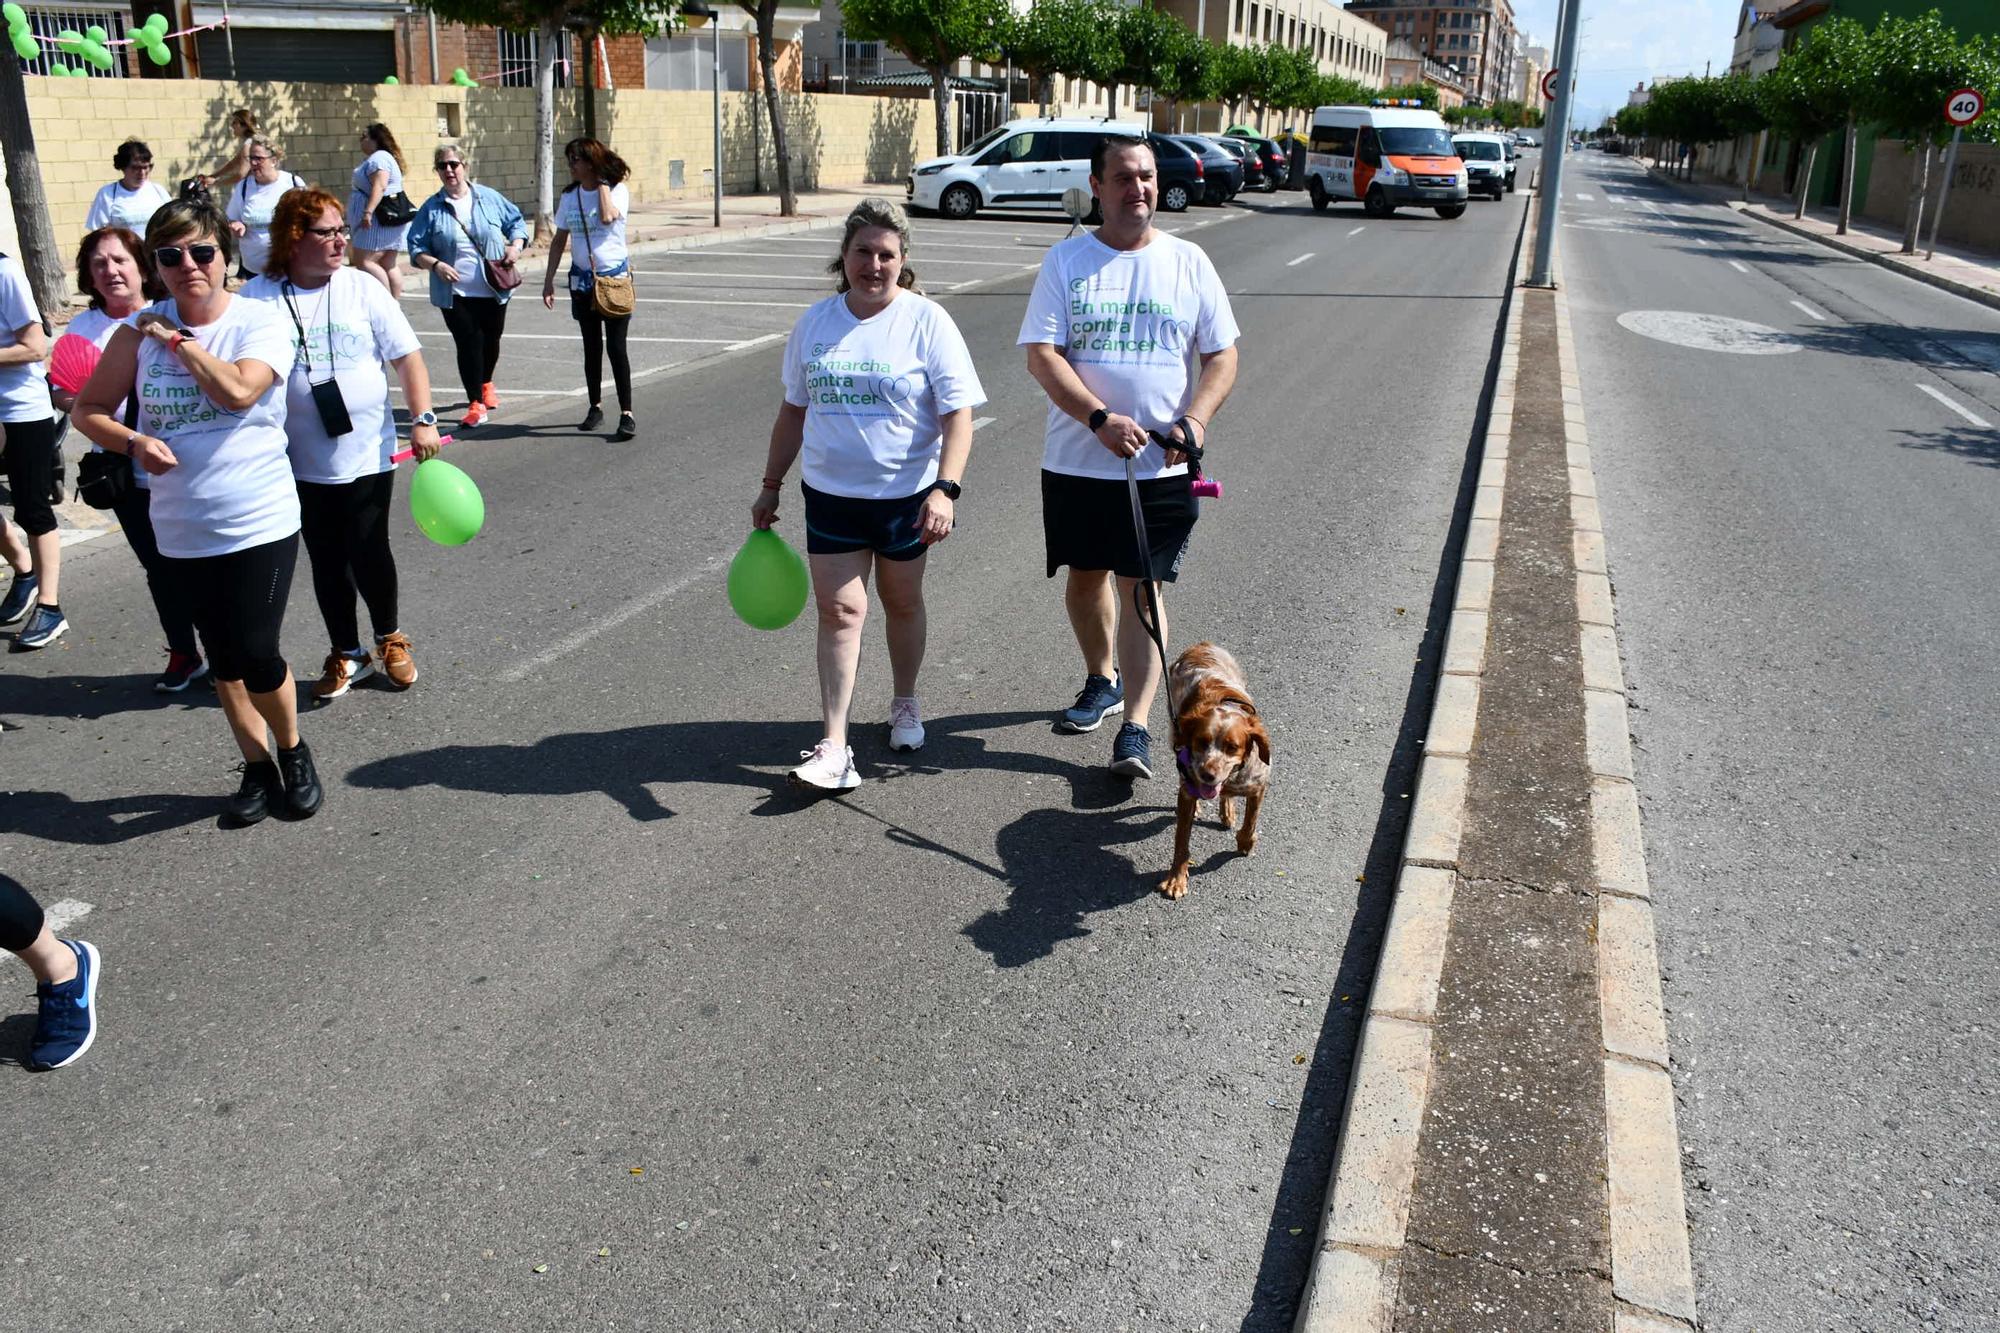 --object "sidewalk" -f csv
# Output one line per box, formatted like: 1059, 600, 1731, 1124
1645, 162, 2000, 312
